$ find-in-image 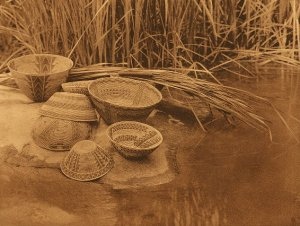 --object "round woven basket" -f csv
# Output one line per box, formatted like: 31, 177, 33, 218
32, 116, 95, 151
107, 121, 163, 158
40, 92, 98, 121
7, 54, 73, 102
88, 77, 162, 124
60, 140, 114, 181
61, 80, 92, 96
